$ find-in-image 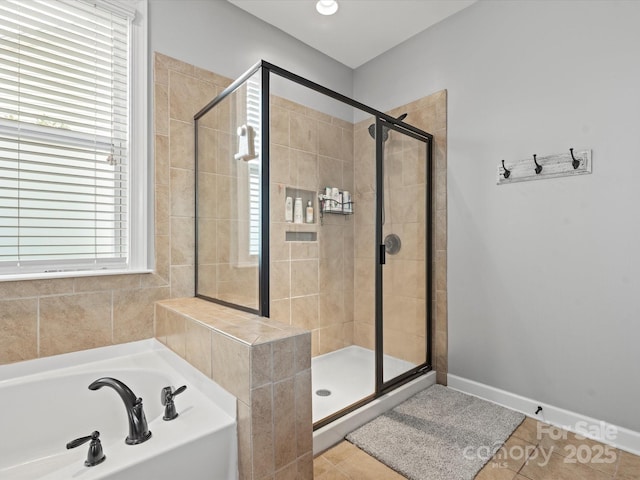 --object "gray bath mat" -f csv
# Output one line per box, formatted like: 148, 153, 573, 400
346, 384, 525, 480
